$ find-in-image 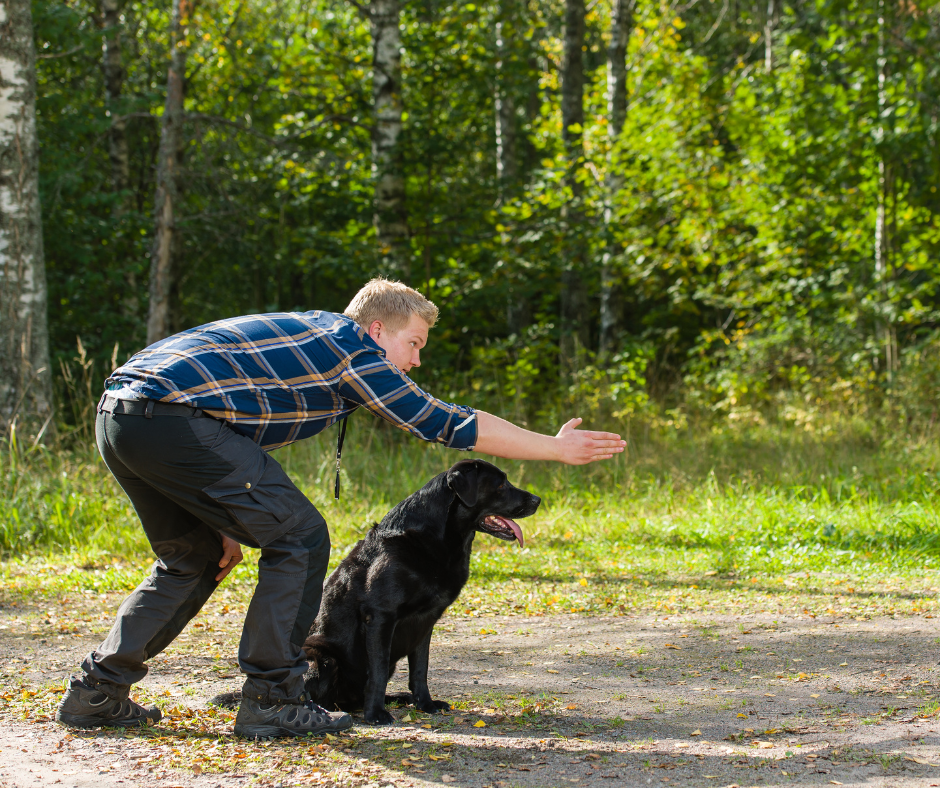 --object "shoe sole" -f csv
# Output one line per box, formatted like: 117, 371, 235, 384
56, 710, 160, 729
234, 720, 353, 738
